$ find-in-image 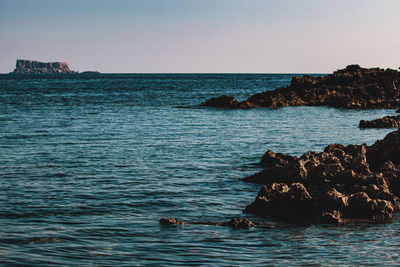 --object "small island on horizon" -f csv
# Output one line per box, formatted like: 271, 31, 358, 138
9, 59, 100, 75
